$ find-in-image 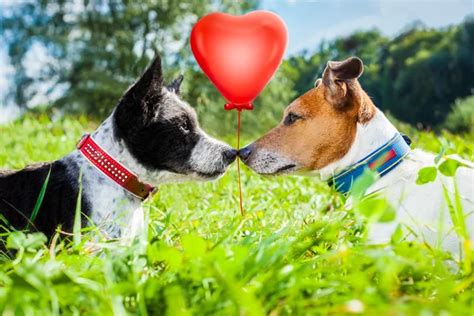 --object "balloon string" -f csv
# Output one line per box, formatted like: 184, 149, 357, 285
236, 110, 244, 216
